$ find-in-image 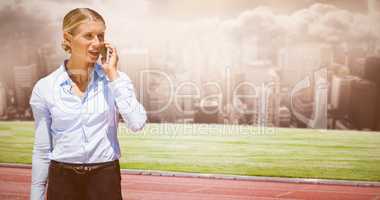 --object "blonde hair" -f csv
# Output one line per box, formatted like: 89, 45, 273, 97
61, 8, 106, 53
